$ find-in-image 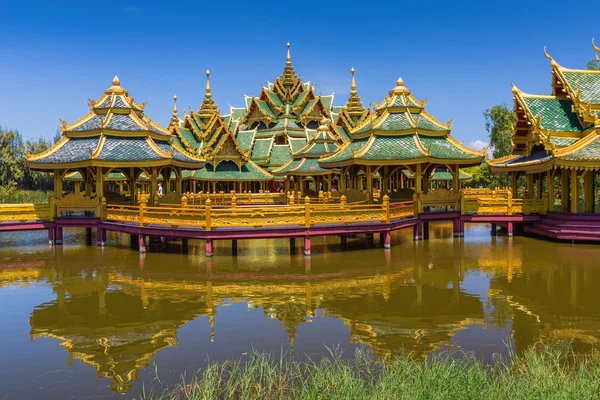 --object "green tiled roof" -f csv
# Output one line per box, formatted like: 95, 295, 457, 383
98, 138, 164, 161
236, 130, 255, 151
34, 137, 100, 163
269, 145, 291, 166
293, 158, 331, 174
561, 136, 600, 160
170, 136, 184, 148
251, 138, 273, 160
333, 125, 350, 141
358, 135, 423, 160
332, 106, 344, 114
300, 99, 317, 116
550, 137, 579, 147
231, 107, 246, 121
418, 136, 480, 159
320, 138, 370, 164
178, 127, 200, 149
353, 120, 373, 135
272, 159, 303, 174
522, 97, 583, 132
222, 114, 231, 126
378, 112, 413, 131
561, 71, 600, 104
289, 137, 307, 152
321, 95, 334, 110
412, 114, 447, 132
256, 100, 277, 118
265, 91, 284, 108
291, 90, 310, 109
192, 161, 271, 181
